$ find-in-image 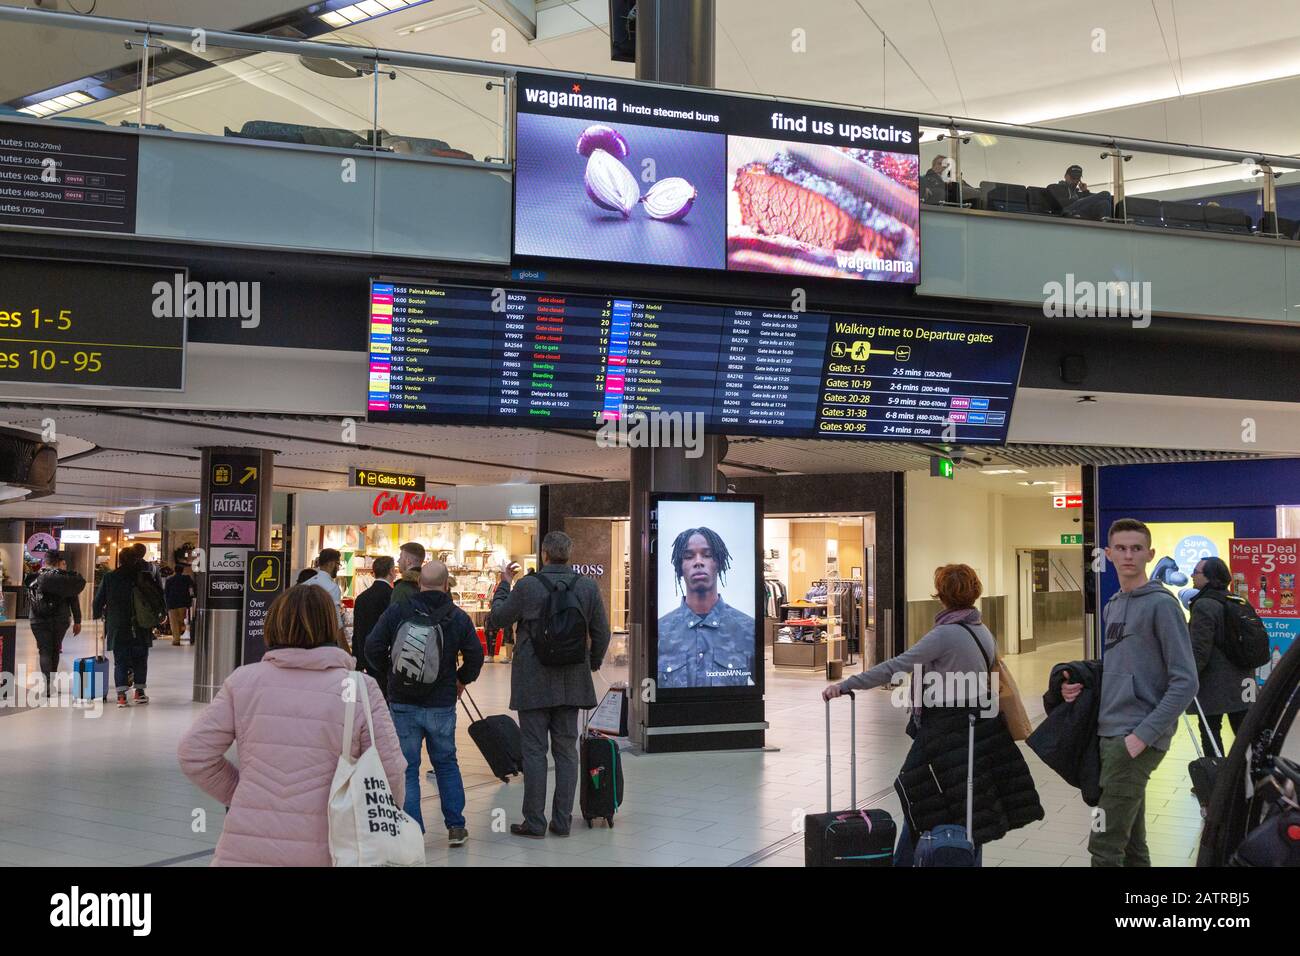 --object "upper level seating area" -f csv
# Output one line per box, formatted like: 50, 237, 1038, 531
923, 178, 1292, 239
